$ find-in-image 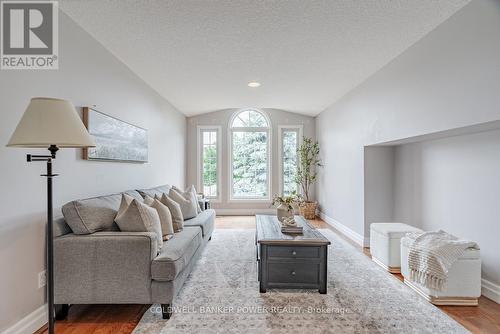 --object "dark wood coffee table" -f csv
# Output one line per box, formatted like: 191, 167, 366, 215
256, 215, 330, 294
